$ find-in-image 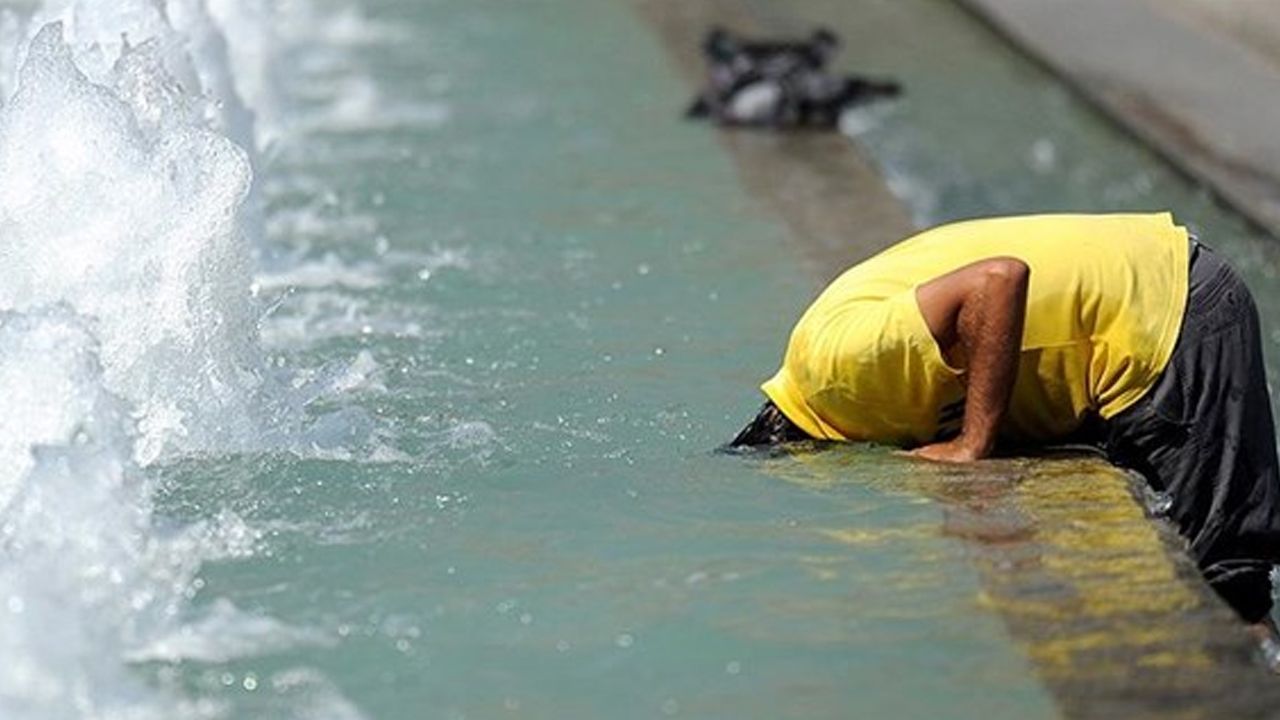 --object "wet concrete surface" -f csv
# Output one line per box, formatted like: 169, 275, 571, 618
956, 0, 1280, 238
789, 450, 1280, 719
1165, 0, 1280, 72
957, 459, 1280, 718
